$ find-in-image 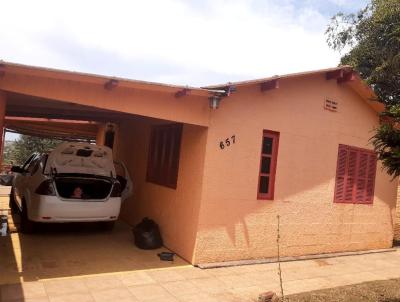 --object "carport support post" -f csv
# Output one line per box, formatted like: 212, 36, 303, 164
0, 91, 6, 168
96, 124, 106, 145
